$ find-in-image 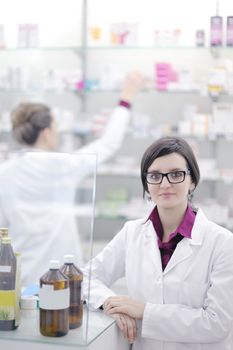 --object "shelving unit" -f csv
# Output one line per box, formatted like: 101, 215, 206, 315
1, 0, 233, 234
82, 3, 233, 233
